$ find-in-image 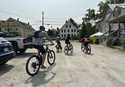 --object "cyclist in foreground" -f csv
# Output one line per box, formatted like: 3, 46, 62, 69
33, 26, 54, 68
